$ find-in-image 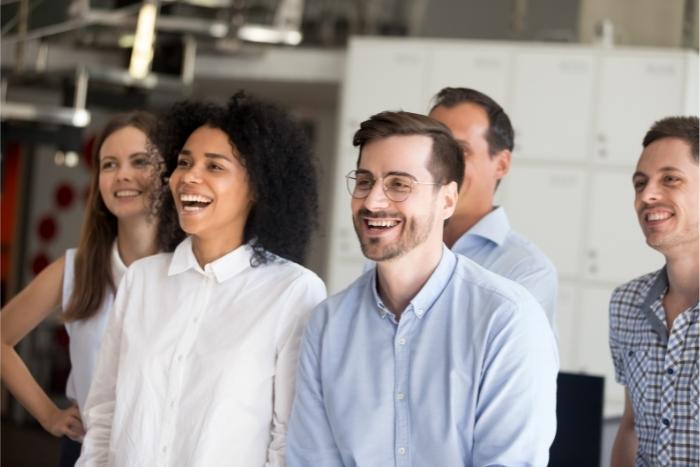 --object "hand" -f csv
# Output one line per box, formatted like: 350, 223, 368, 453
42, 405, 85, 441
